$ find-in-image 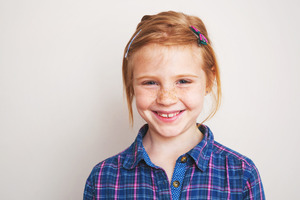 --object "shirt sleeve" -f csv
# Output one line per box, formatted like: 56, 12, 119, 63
243, 164, 265, 200
83, 169, 96, 200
